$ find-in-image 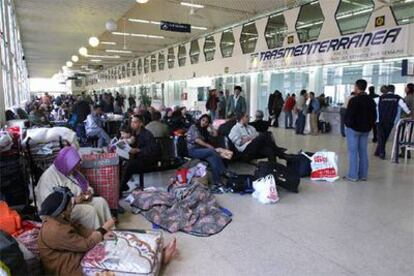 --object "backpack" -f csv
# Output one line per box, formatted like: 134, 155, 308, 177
226, 175, 254, 193
285, 151, 313, 178
0, 230, 28, 275
255, 161, 300, 193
